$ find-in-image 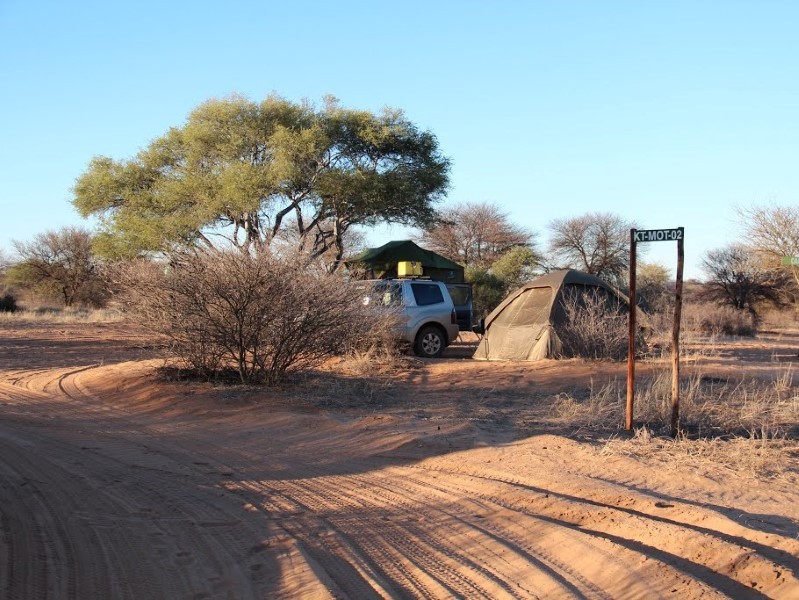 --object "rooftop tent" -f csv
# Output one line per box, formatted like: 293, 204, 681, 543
473, 269, 632, 361
347, 240, 465, 283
